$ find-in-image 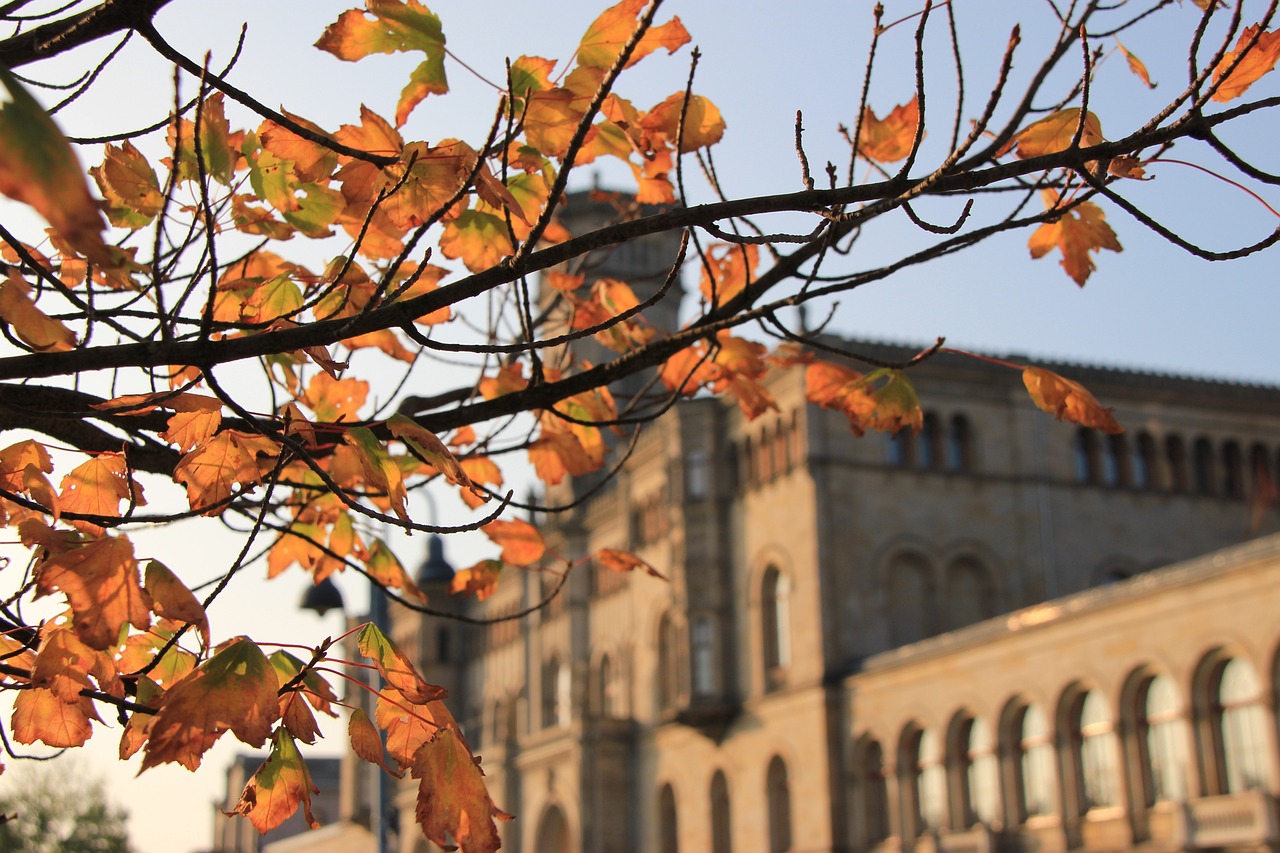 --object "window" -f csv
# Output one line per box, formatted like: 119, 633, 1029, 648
945, 557, 995, 630
1141, 675, 1188, 804
888, 553, 936, 646
711, 771, 732, 853
1193, 437, 1215, 495
691, 616, 716, 698
1016, 703, 1057, 819
1074, 690, 1119, 810
953, 716, 999, 826
1222, 440, 1244, 498
856, 739, 891, 845
536, 805, 570, 853
920, 413, 941, 469
914, 729, 946, 831
762, 567, 791, 687
1075, 429, 1099, 484
1103, 434, 1128, 487
1166, 436, 1188, 493
595, 653, 617, 717
759, 425, 774, 482
686, 450, 709, 500
773, 418, 791, 475
657, 612, 683, 712
1134, 432, 1157, 489
766, 756, 792, 853
542, 655, 564, 729
887, 429, 913, 467
946, 414, 972, 471
659, 784, 679, 853
1213, 658, 1272, 793
1249, 443, 1272, 499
